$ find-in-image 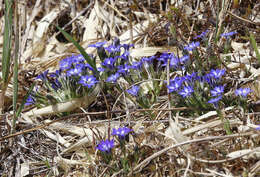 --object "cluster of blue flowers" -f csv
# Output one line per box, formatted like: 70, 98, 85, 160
96, 127, 133, 153
25, 30, 251, 116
